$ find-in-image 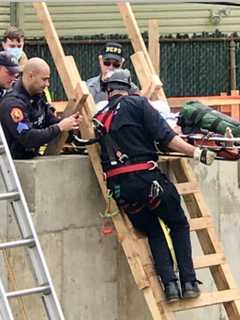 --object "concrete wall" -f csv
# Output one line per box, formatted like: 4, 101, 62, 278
1, 155, 239, 319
